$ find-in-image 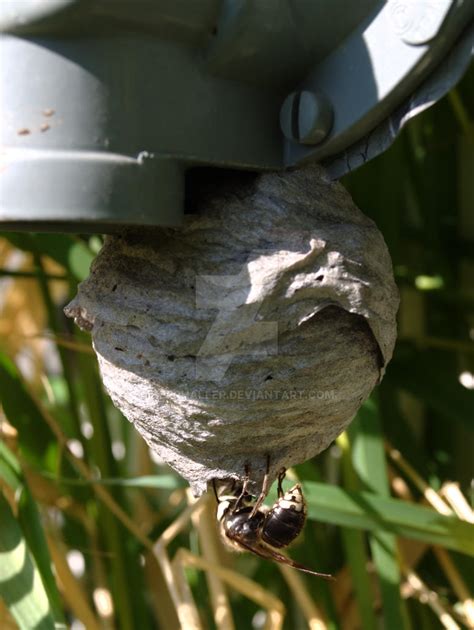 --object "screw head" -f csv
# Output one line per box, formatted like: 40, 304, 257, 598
280, 90, 333, 145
